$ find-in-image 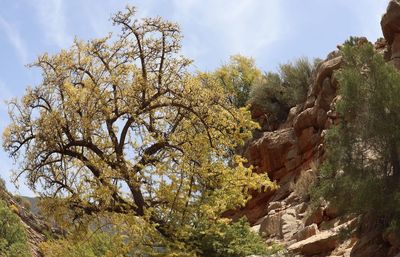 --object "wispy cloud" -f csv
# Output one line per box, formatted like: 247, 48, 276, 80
169, 0, 285, 69
0, 16, 29, 64
337, 0, 388, 40
32, 0, 71, 49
